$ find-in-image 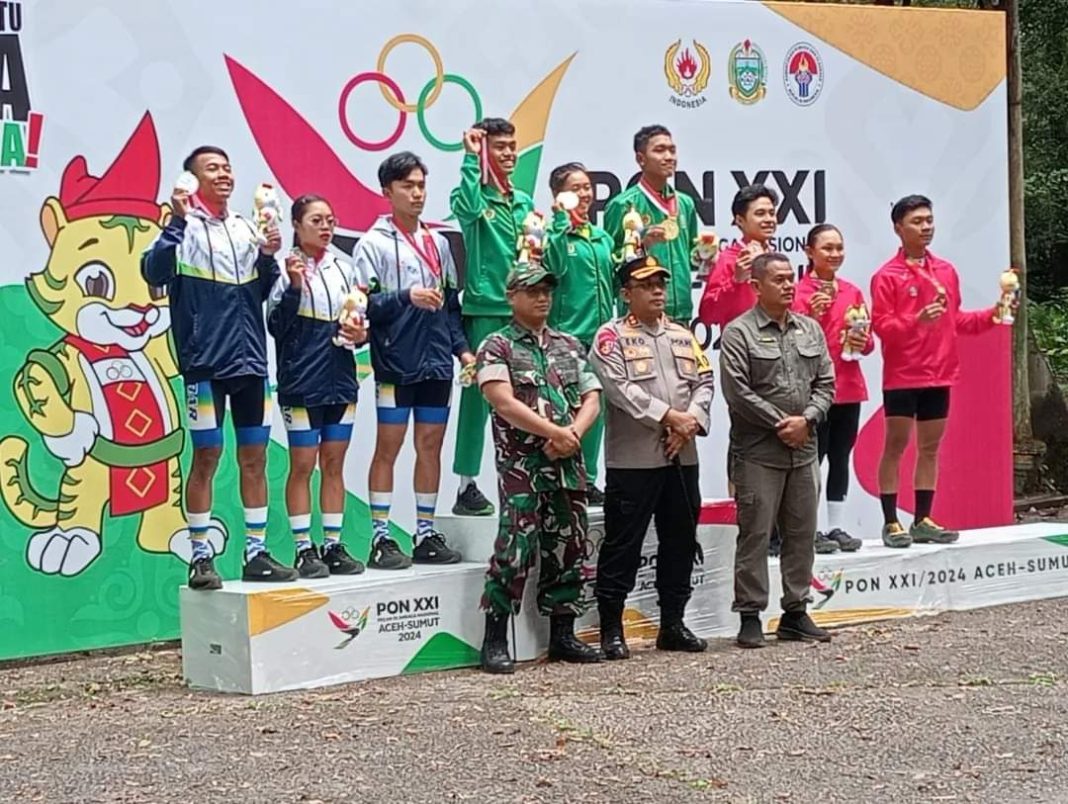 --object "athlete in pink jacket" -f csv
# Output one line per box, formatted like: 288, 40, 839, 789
792, 224, 872, 553
698, 184, 778, 337
870, 195, 999, 548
